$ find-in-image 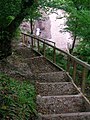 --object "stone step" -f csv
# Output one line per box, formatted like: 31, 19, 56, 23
35, 71, 69, 82
27, 57, 61, 74
14, 47, 40, 58
37, 95, 89, 114
36, 82, 79, 96
38, 112, 90, 120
